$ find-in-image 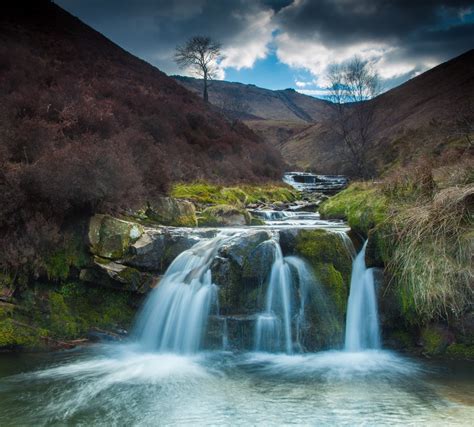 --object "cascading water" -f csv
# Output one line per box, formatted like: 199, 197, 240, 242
255, 240, 292, 353
133, 233, 230, 353
254, 241, 315, 354
344, 241, 381, 351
